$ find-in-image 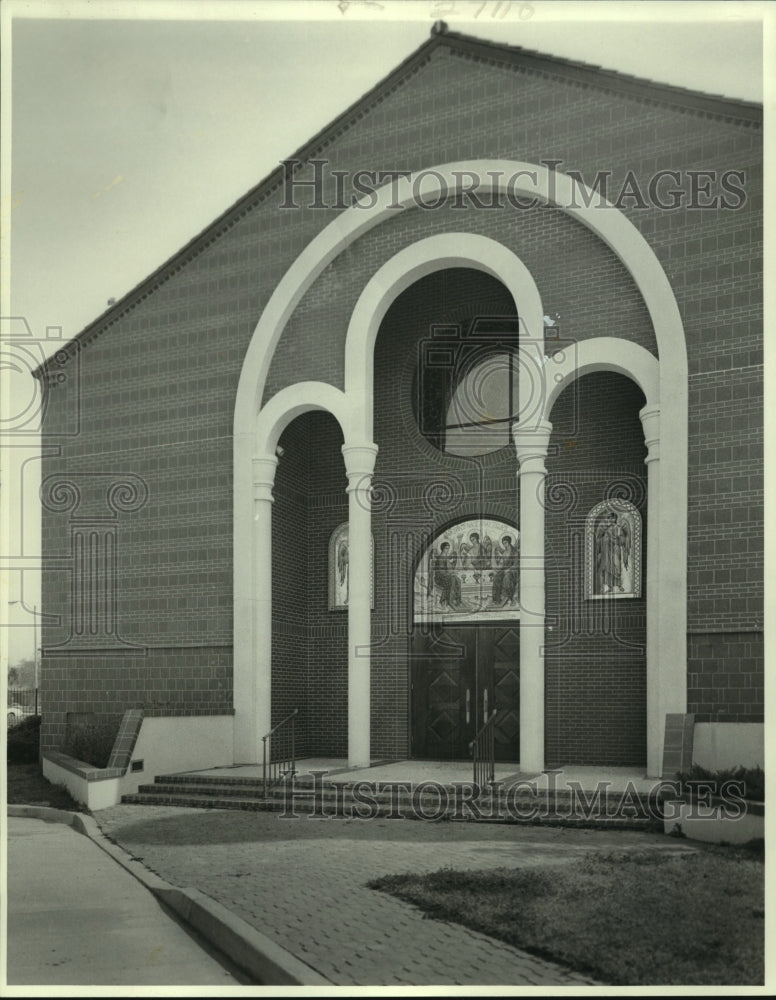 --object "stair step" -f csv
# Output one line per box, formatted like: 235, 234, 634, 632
121, 784, 660, 828
155, 773, 296, 787
122, 797, 654, 828
154, 773, 663, 798
144, 779, 617, 797
137, 782, 266, 798
123, 768, 667, 829
122, 793, 279, 811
